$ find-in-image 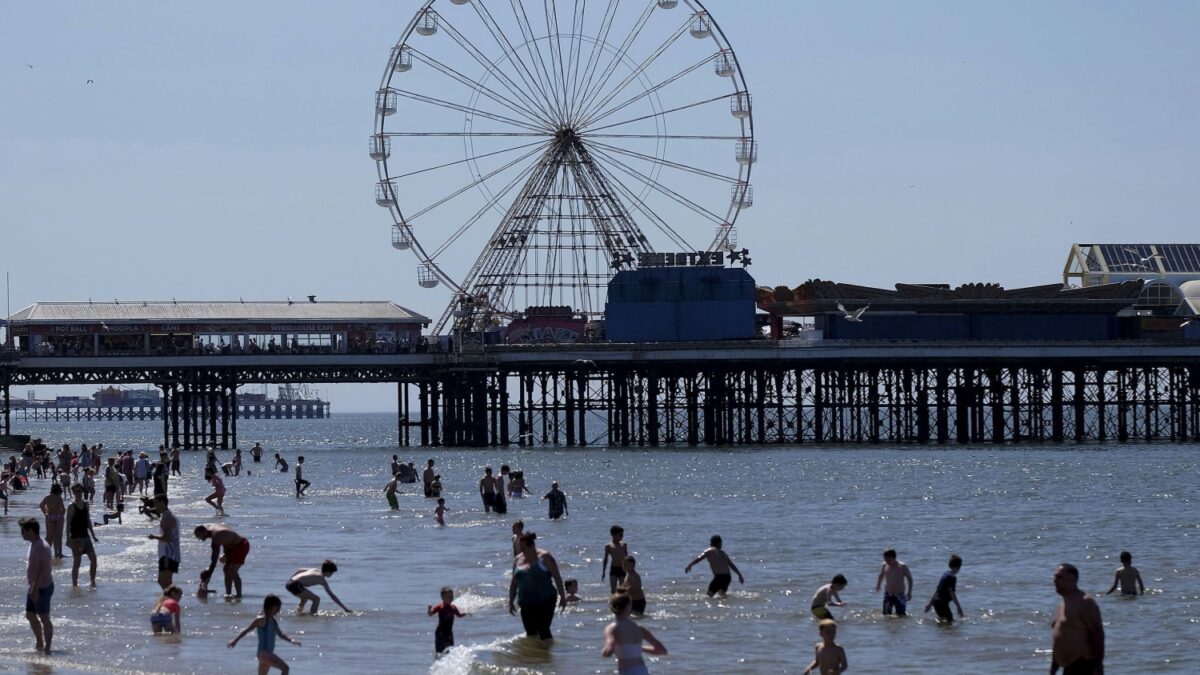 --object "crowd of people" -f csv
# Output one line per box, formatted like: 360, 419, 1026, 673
3, 438, 1142, 674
